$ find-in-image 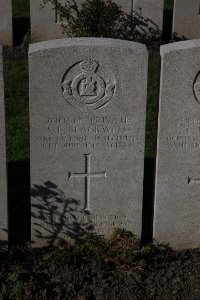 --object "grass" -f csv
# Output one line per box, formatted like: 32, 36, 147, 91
145, 58, 160, 159
4, 58, 29, 161
164, 0, 174, 10
42, 229, 152, 269
0, 229, 162, 299
12, 0, 30, 18
1, 271, 24, 300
